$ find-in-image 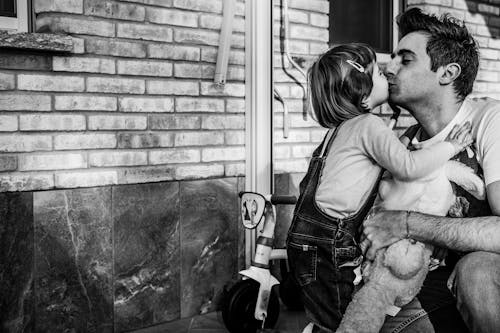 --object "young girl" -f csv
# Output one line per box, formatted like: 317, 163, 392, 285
286, 43, 472, 333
